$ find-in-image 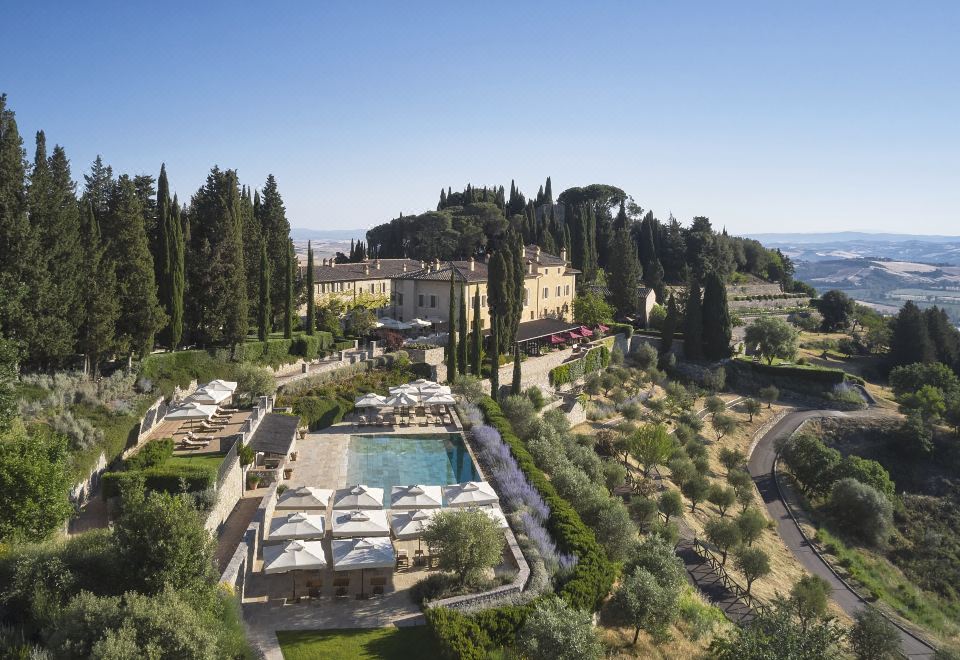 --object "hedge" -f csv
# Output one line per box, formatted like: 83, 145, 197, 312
125, 437, 173, 471
476, 396, 616, 610
102, 463, 217, 499
733, 357, 847, 385
549, 344, 610, 387
292, 396, 352, 430
607, 321, 633, 338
